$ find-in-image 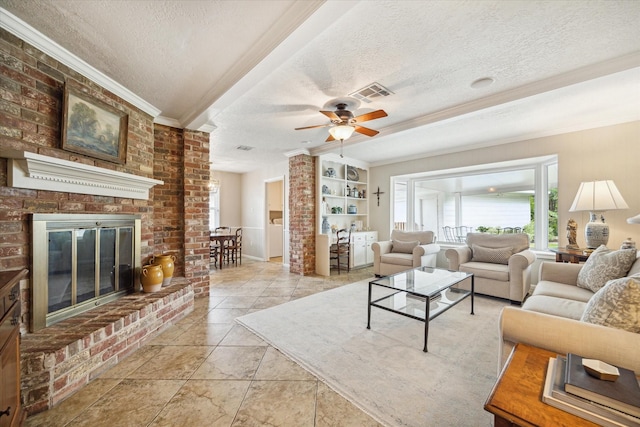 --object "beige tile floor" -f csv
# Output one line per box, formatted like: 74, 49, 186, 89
26, 259, 382, 427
